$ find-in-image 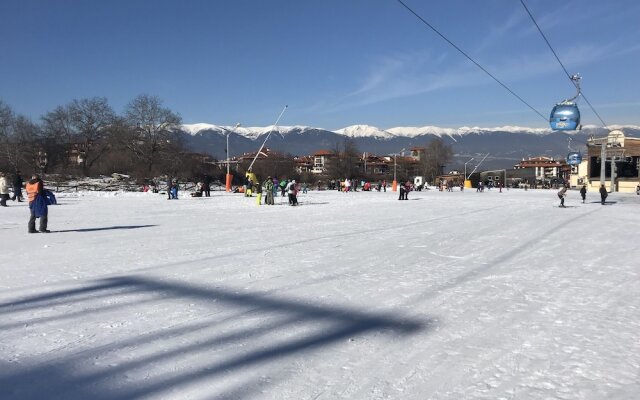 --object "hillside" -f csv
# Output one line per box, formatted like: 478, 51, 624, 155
179, 124, 640, 169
